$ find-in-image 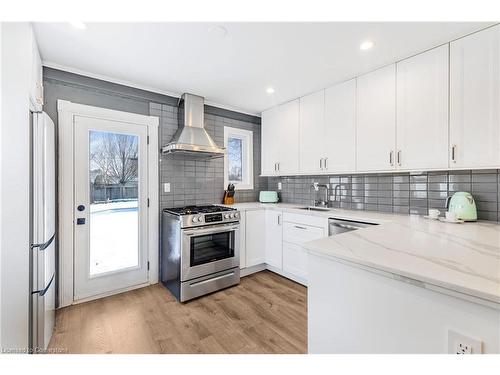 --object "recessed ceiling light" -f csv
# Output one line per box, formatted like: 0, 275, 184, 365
360, 40, 375, 51
69, 21, 87, 30
266, 87, 275, 94
208, 25, 228, 38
